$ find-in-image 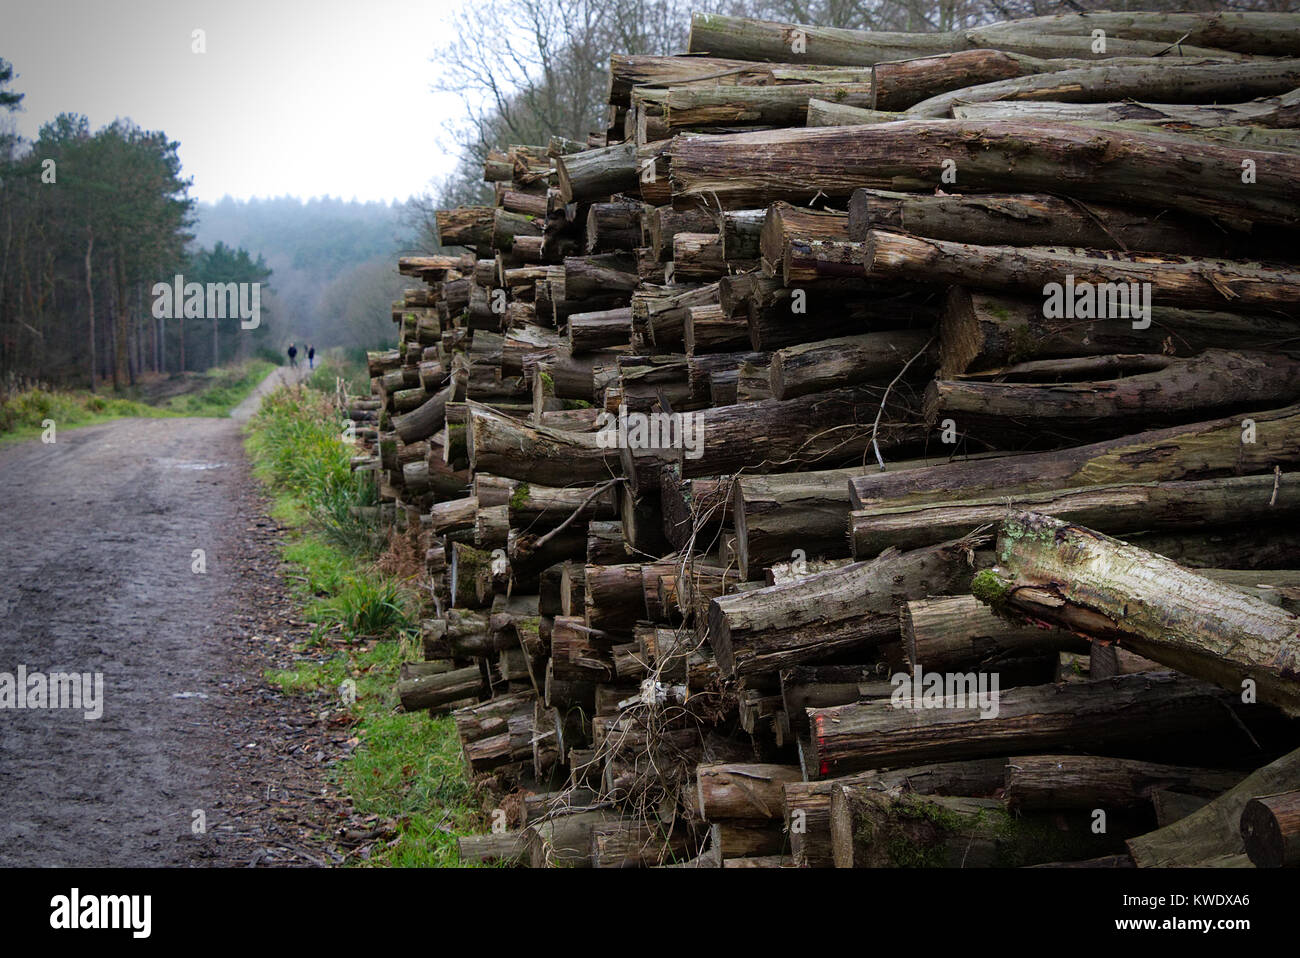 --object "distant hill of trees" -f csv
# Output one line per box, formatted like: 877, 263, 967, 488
193, 196, 421, 355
